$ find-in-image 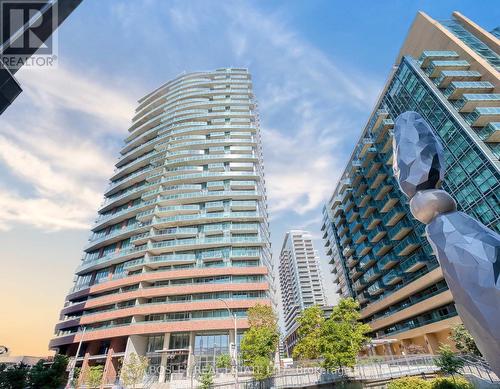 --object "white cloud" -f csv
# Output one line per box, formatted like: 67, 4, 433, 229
0, 64, 136, 231
0, 0, 383, 233
16, 65, 136, 131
